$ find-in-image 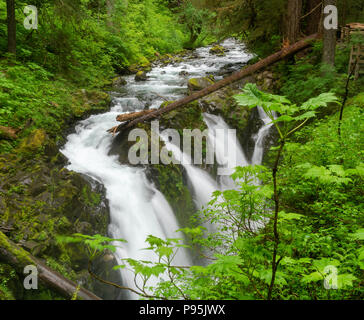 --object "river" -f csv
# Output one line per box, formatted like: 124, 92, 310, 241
61, 38, 273, 299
